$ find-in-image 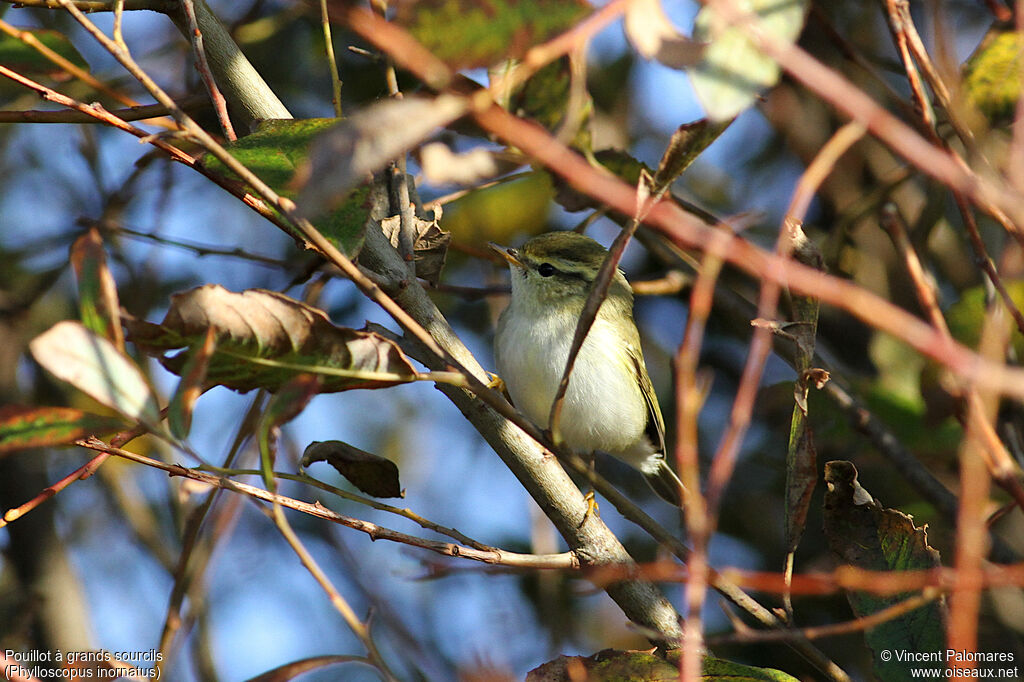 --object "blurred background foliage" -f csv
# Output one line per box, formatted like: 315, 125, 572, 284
1, 0, 1023, 680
